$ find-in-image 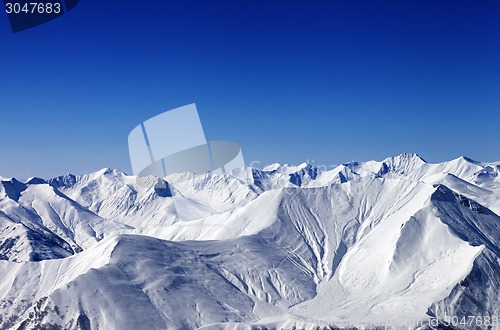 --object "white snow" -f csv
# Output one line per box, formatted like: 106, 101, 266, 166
0, 154, 498, 329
